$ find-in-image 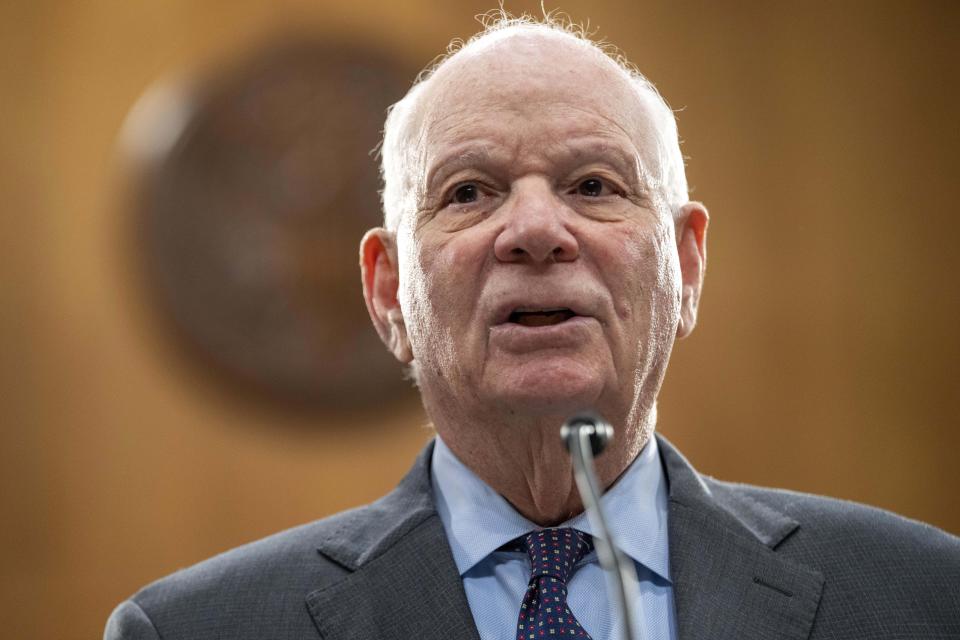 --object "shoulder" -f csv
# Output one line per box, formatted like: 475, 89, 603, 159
105, 443, 437, 639
104, 506, 372, 640
704, 477, 960, 630
706, 477, 960, 556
